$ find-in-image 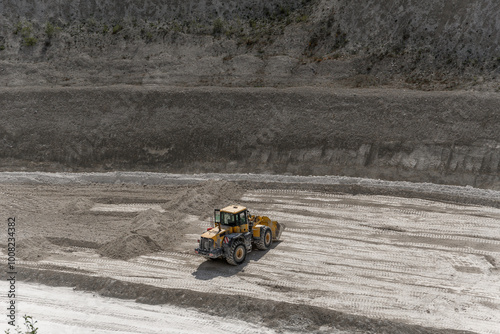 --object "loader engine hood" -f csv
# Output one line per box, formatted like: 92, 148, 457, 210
200, 228, 226, 239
